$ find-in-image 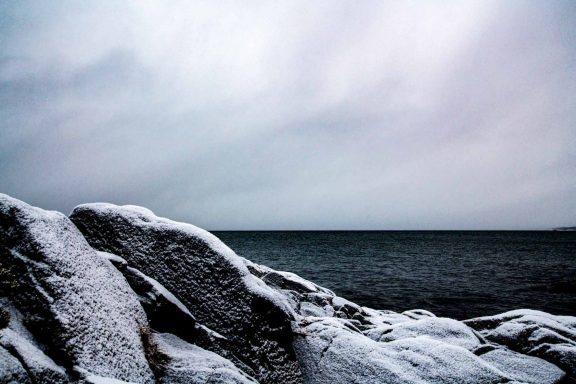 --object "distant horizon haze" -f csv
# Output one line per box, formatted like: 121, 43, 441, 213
1, 1, 575, 230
